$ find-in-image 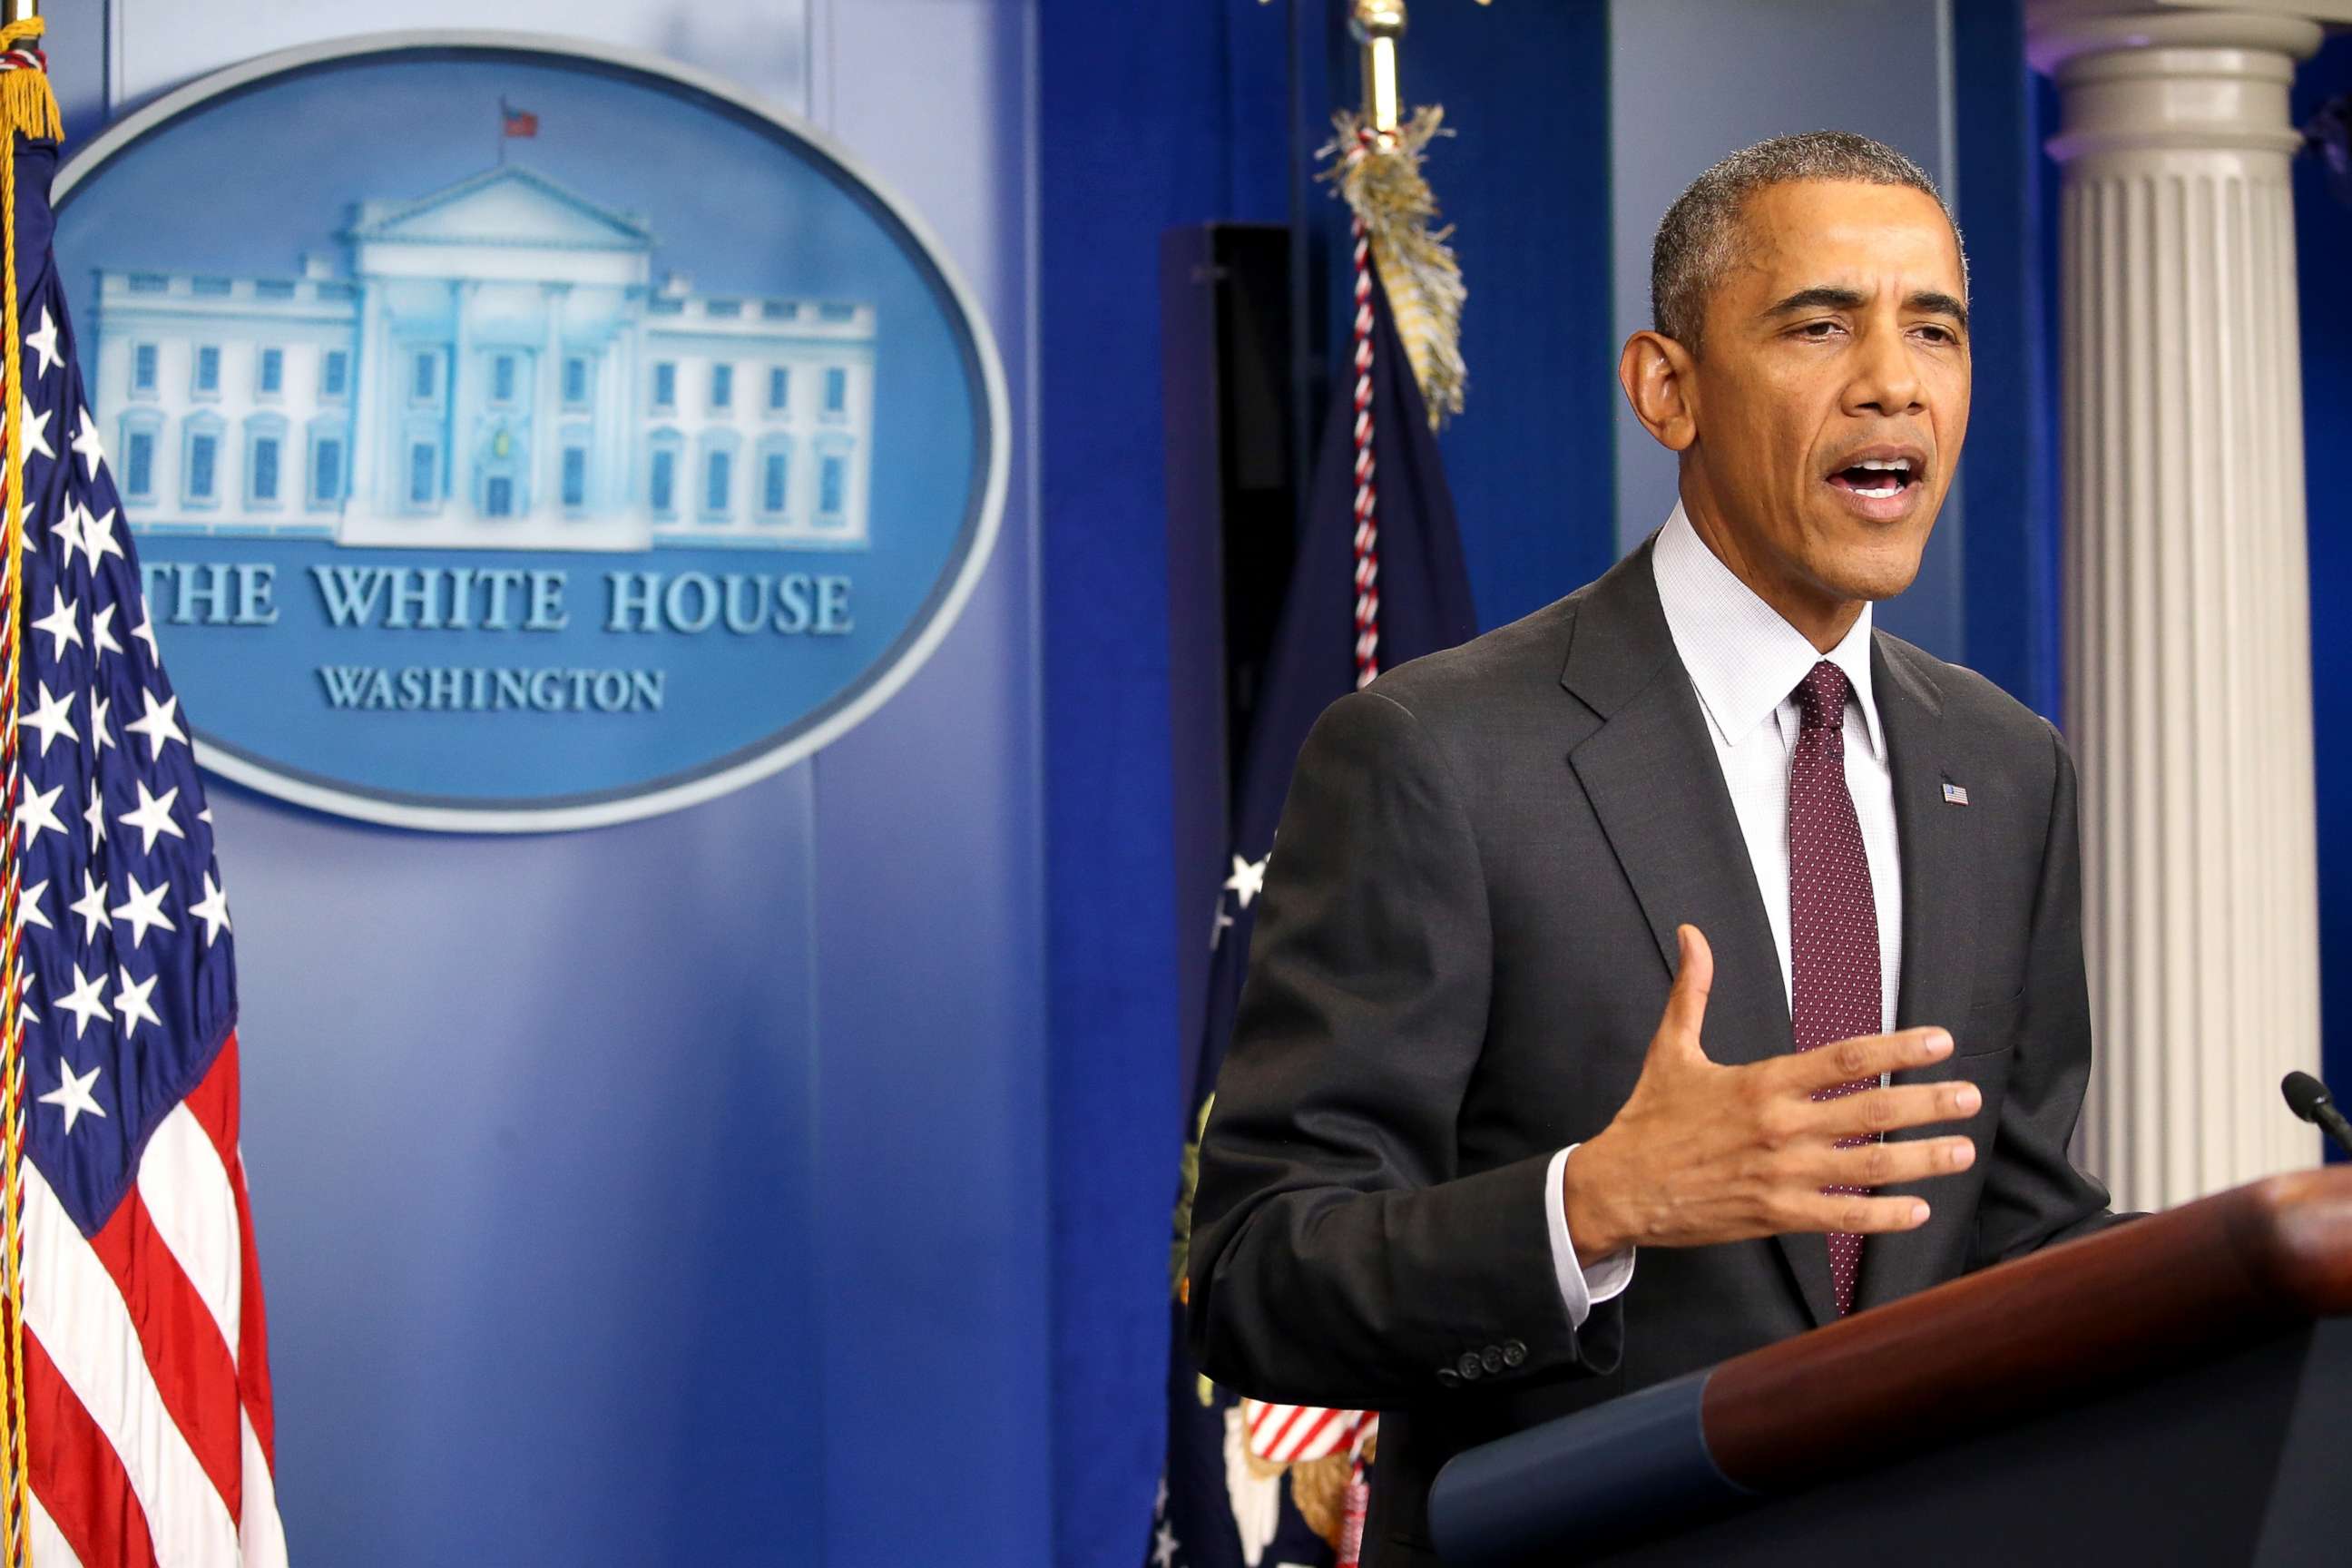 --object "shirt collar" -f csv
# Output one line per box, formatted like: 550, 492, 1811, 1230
1650, 502, 1885, 759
